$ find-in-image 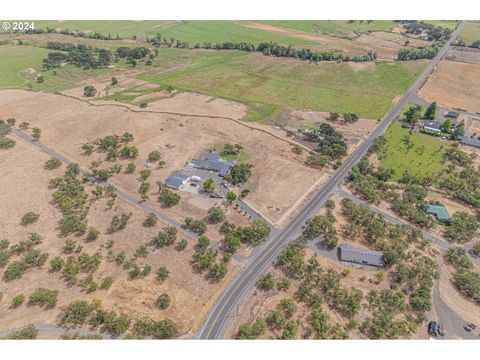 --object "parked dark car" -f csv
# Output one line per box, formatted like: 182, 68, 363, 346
428, 321, 439, 336
465, 323, 476, 332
